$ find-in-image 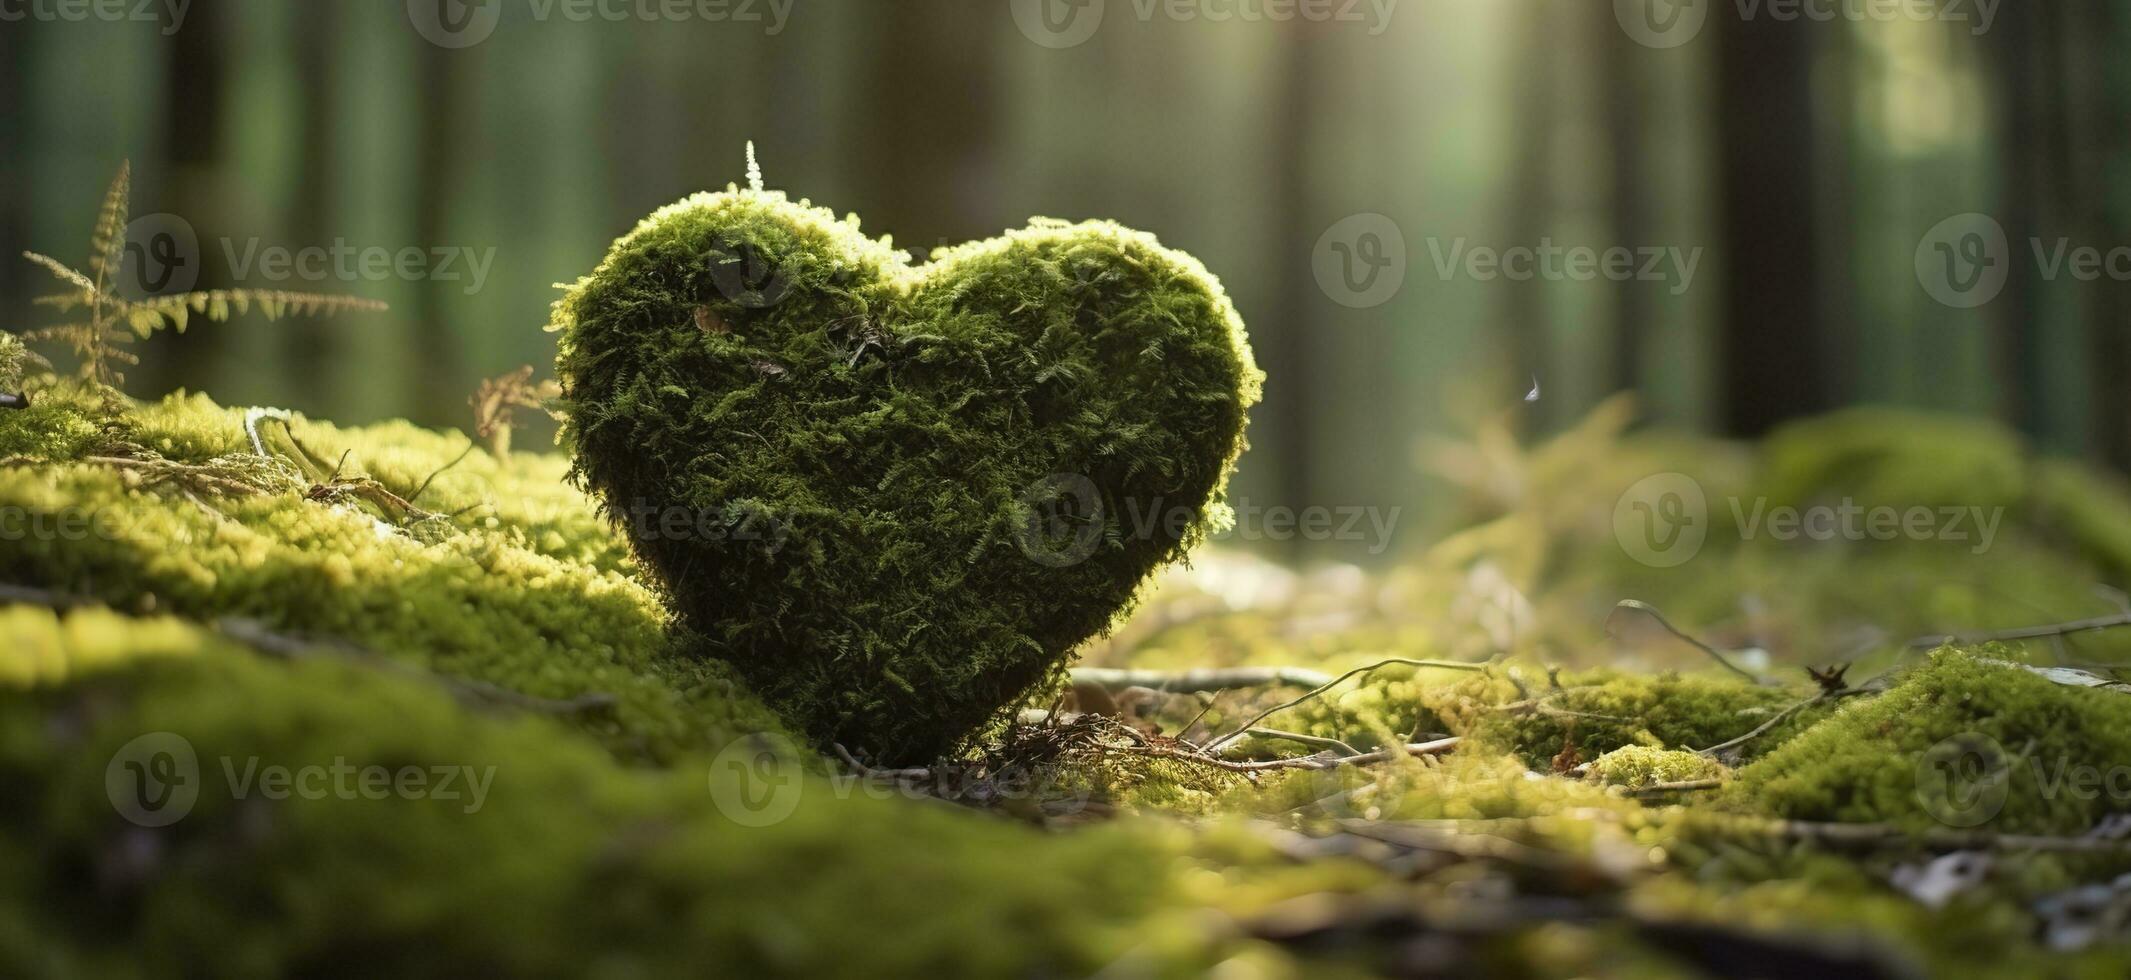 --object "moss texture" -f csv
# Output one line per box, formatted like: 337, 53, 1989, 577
1587, 745, 1728, 789
552, 188, 1261, 763
1728, 647, 2131, 834
18, 371, 2131, 975
0, 605, 1187, 978
0, 387, 781, 765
